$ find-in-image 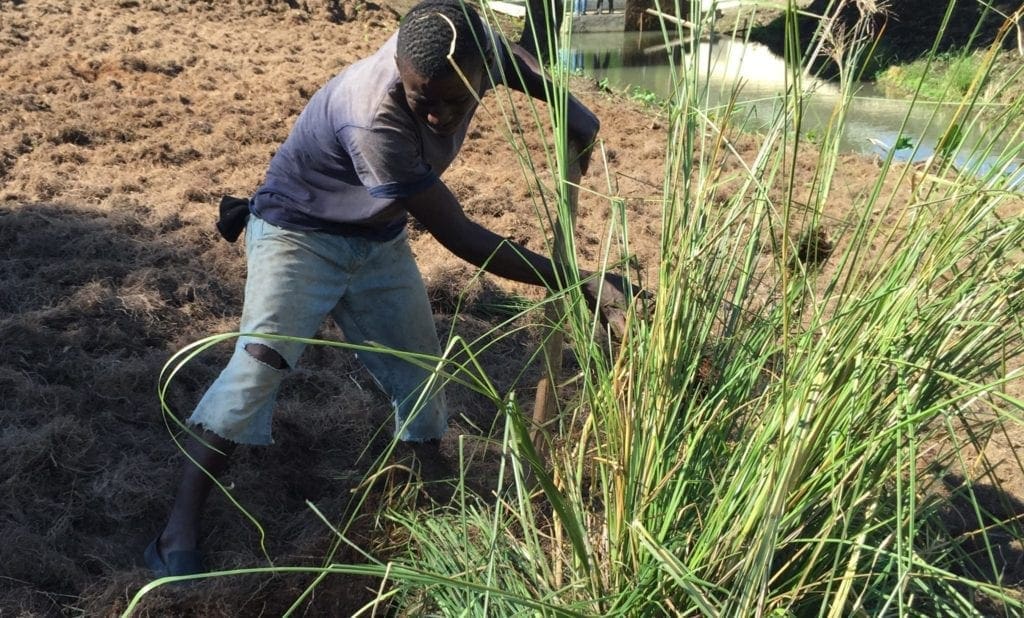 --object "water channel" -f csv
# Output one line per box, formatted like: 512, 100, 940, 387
564, 30, 1023, 184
